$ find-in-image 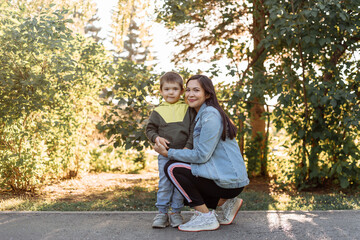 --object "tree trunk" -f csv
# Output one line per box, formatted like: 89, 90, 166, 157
248, 0, 267, 176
